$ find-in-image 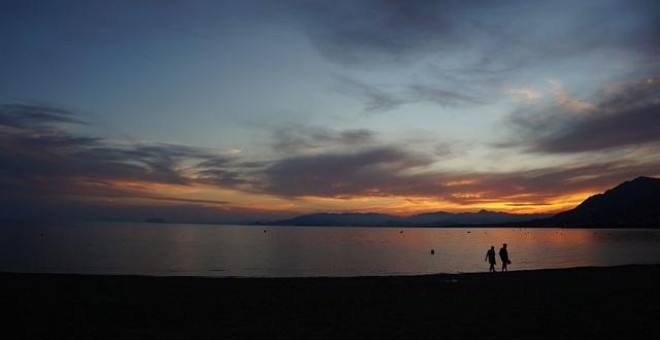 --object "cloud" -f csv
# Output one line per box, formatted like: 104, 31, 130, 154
300, 0, 659, 115
336, 76, 482, 113
254, 134, 660, 208
2, 102, 659, 221
0, 103, 246, 206
432, 141, 472, 159
442, 161, 660, 204
297, 0, 474, 65
195, 166, 250, 188
334, 77, 407, 113
504, 87, 543, 103
504, 77, 660, 153
271, 124, 376, 154
134, 196, 229, 205
0, 103, 256, 186
0, 196, 282, 224
258, 146, 441, 198
361, 158, 660, 210
409, 84, 482, 106
296, 0, 659, 68
0, 103, 85, 128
